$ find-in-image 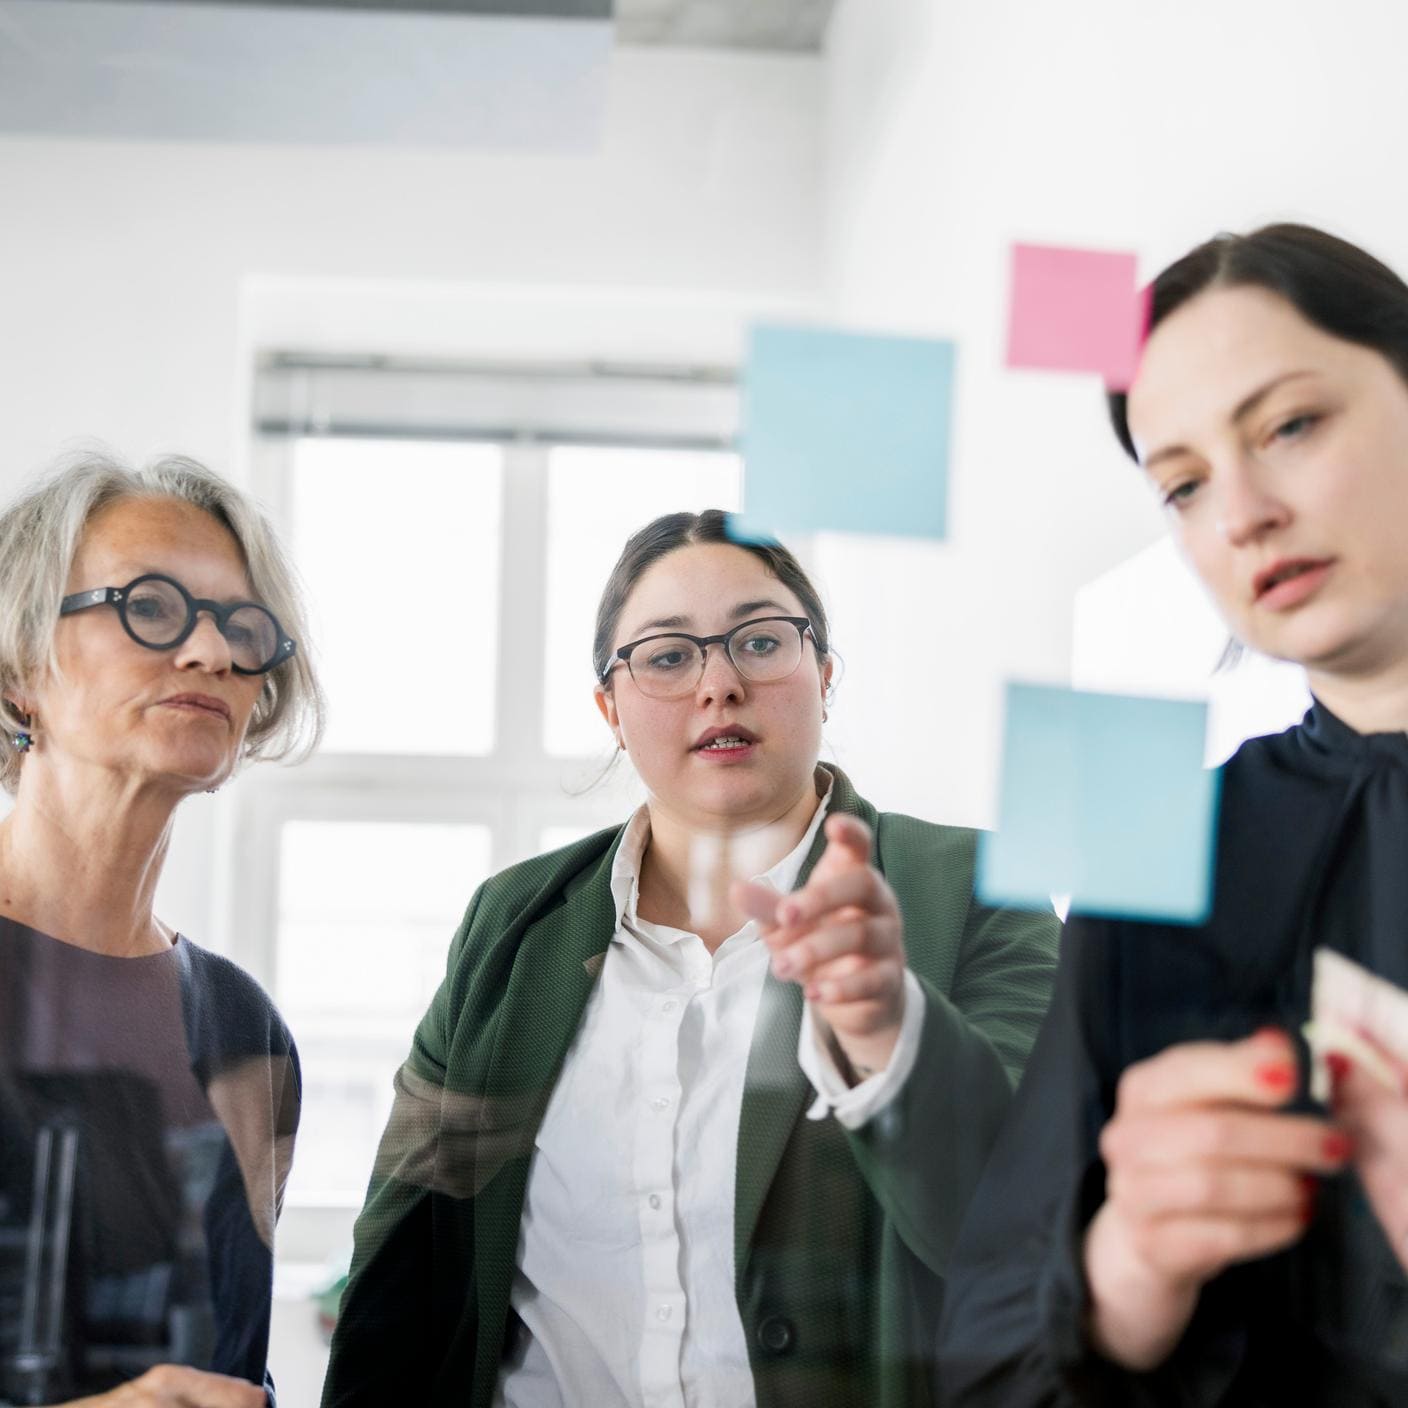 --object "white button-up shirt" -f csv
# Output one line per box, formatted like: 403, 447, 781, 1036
496, 784, 925, 1408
